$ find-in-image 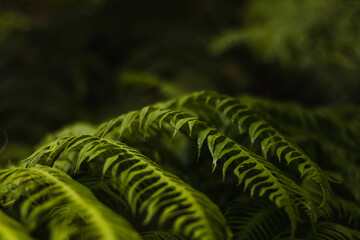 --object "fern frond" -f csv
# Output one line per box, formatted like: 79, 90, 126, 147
159, 91, 331, 202
331, 161, 360, 203
312, 222, 360, 240
236, 95, 327, 132
0, 210, 34, 240
94, 106, 316, 235
245, 99, 360, 203
225, 196, 288, 240
303, 180, 360, 229
276, 222, 360, 240
0, 166, 141, 240
141, 230, 190, 240
198, 127, 311, 235
24, 136, 232, 240
75, 175, 128, 210
237, 95, 360, 153
328, 196, 360, 228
